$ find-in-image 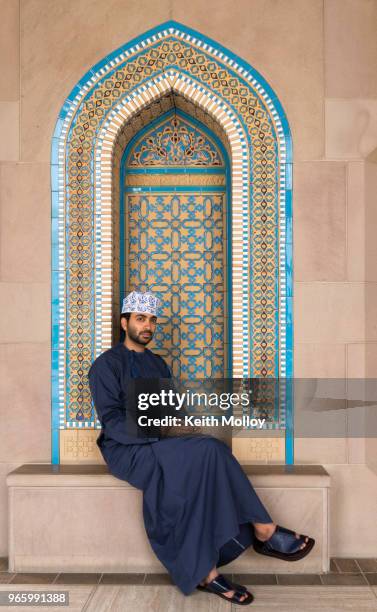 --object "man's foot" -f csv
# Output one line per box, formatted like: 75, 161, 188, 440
199, 575, 249, 603
197, 573, 253, 605
254, 523, 309, 551
253, 525, 315, 562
